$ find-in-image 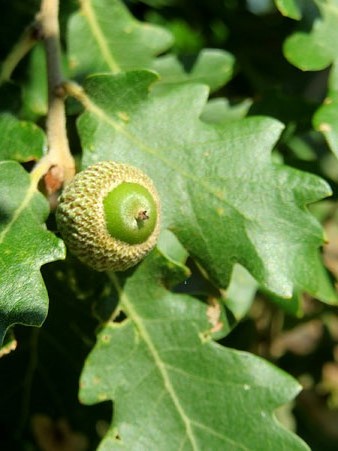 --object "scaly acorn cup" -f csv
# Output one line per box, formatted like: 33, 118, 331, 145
56, 161, 160, 271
